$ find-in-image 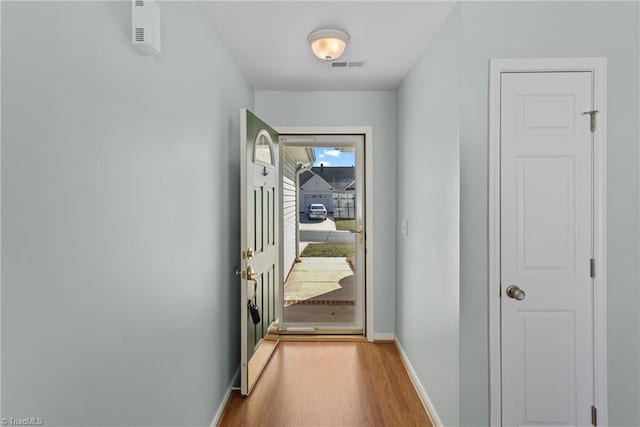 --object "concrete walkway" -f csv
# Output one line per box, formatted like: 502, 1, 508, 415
284, 257, 355, 324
